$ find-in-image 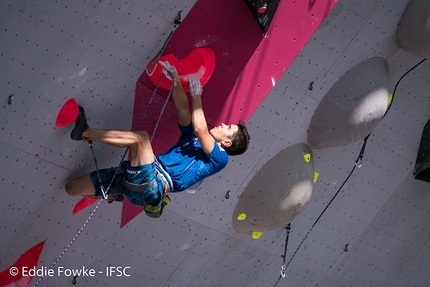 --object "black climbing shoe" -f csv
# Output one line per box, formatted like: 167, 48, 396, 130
70, 106, 89, 141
